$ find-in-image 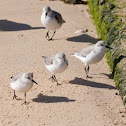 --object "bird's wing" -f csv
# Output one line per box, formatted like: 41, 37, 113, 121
49, 10, 65, 24
79, 45, 95, 57
42, 55, 55, 65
